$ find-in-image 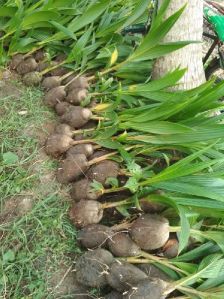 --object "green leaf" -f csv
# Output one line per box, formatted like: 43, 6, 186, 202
2, 152, 19, 165
119, 0, 150, 31
22, 11, 60, 28
49, 20, 77, 40
0, 7, 17, 17
178, 206, 191, 254
124, 177, 139, 193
